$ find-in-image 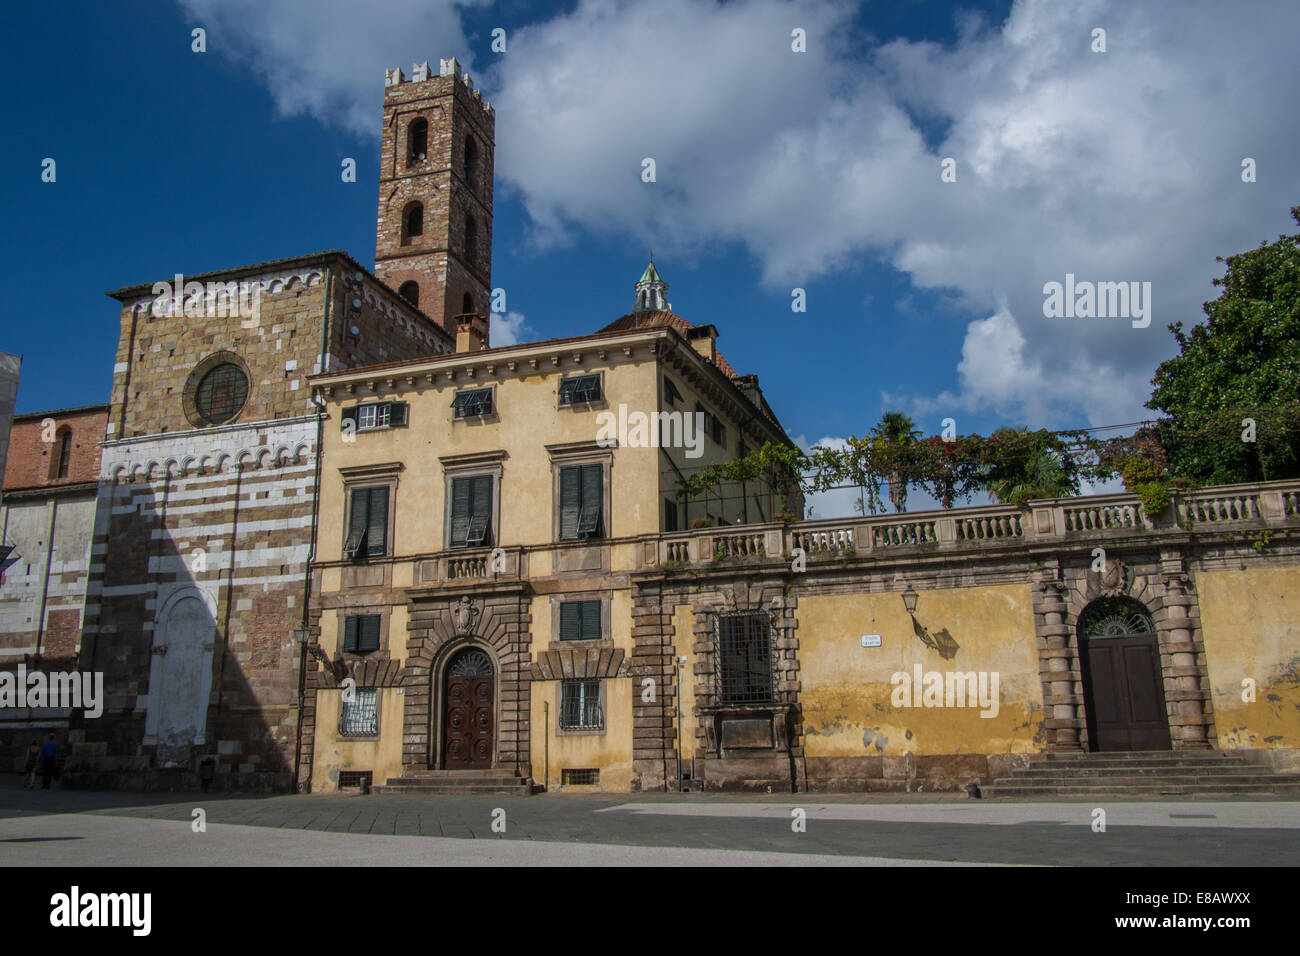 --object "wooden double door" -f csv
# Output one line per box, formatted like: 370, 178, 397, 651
1079, 600, 1172, 752
443, 649, 495, 768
